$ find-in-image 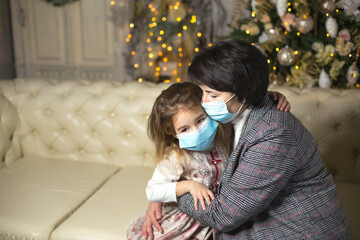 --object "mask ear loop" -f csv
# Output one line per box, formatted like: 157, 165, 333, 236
235, 99, 246, 114
225, 94, 237, 103
225, 94, 245, 114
